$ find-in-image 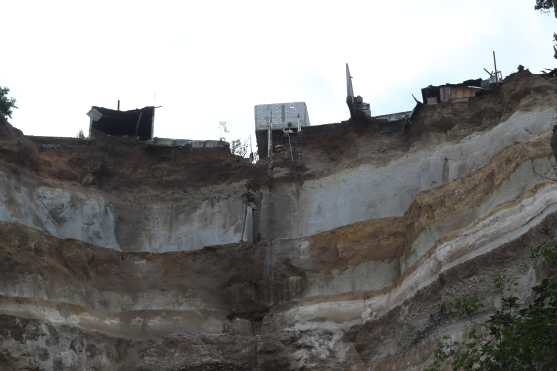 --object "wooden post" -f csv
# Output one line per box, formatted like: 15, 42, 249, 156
117, 100, 120, 111
267, 113, 273, 176
135, 111, 143, 139
267, 119, 272, 161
